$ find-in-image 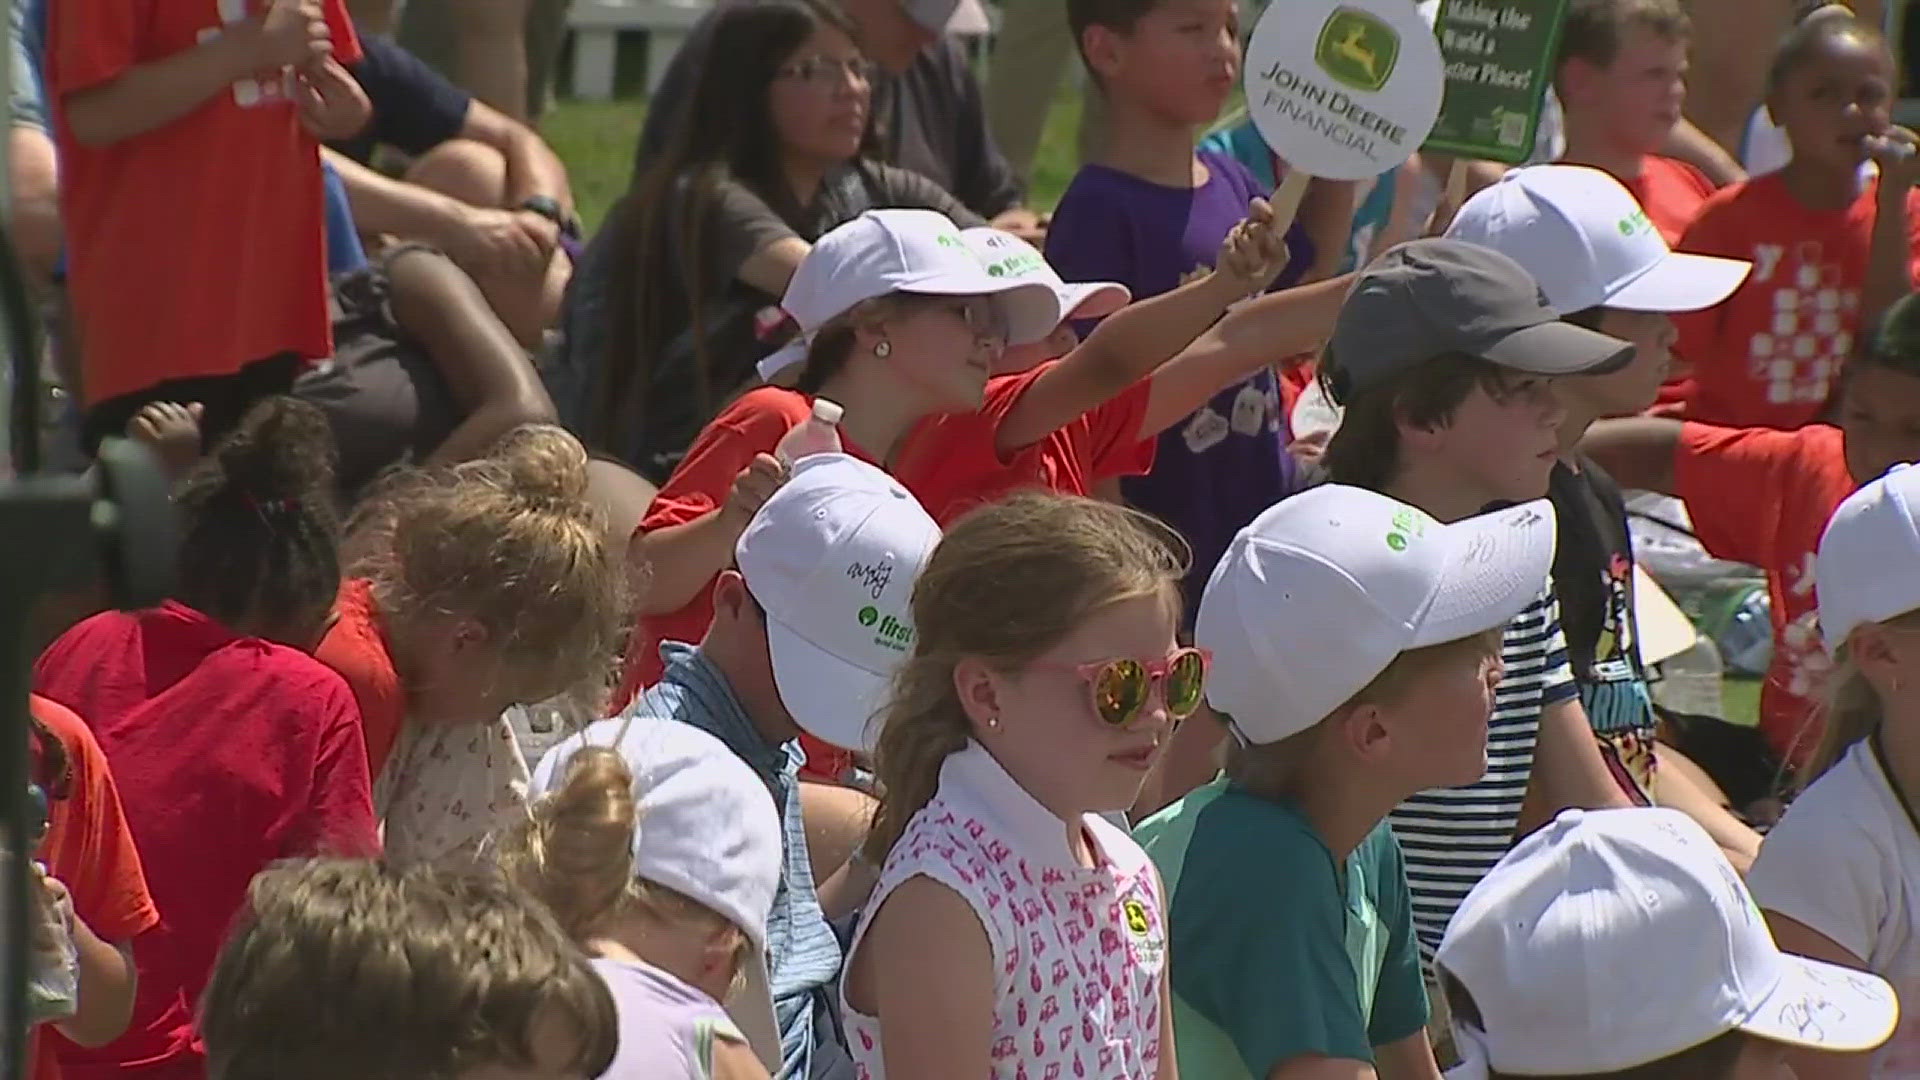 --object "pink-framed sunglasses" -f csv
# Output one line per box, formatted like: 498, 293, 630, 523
1030, 647, 1212, 727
